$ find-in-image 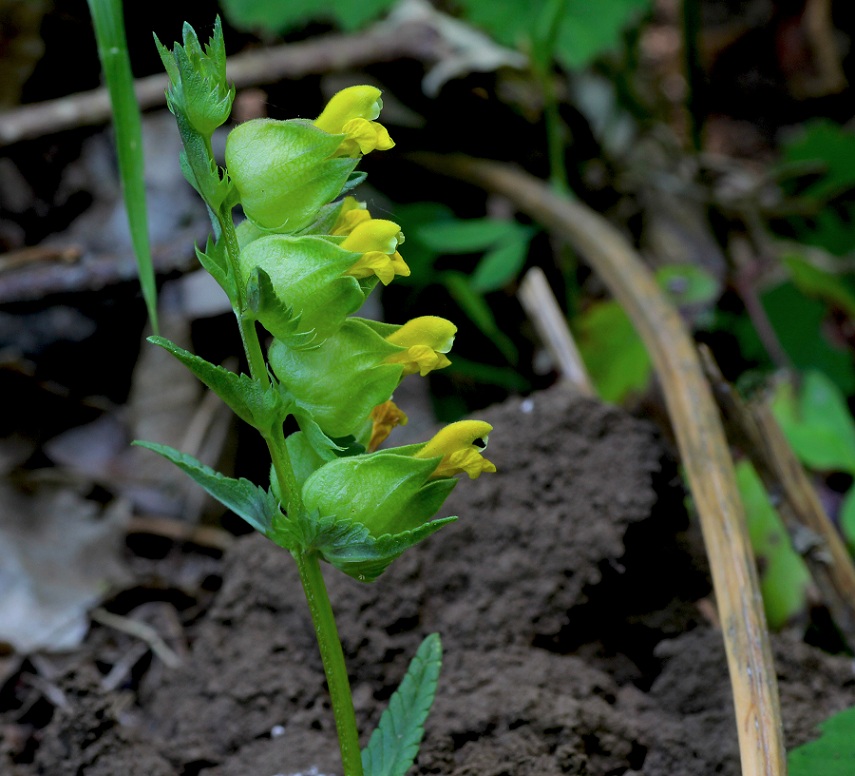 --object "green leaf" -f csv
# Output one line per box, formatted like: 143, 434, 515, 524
269, 319, 402, 439
784, 254, 855, 320
789, 705, 855, 775
444, 354, 530, 392
275, 511, 457, 582
226, 119, 358, 233
331, 0, 398, 31
239, 234, 365, 341
394, 202, 456, 286
761, 281, 855, 394
470, 229, 533, 293
772, 372, 855, 474
415, 218, 521, 254
219, 0, 321, 33
302, 452, 456, 538
839, 487, 855, 556
362, 633, 443, 776
87, 0, 158, 334
148, 335, 290, 433
554, 0, 650, 70
780, 120, 855, 203
576, 299, 652, 403
133, 441, 279, 535
245, 266, 316, 348
655, 264, 720, 307
441, 271, 518, 364
735, 460, 809, 628
220, 0, 397, 33
457, 0, 650, 69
